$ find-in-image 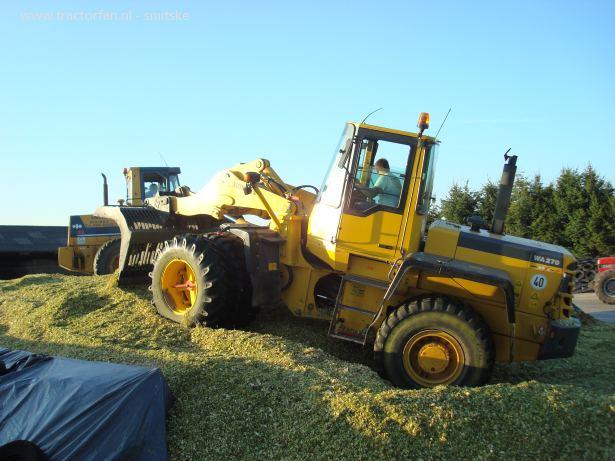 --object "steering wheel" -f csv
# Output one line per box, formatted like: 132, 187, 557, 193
350, 186, 373, 207
358, 185, 379, 200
